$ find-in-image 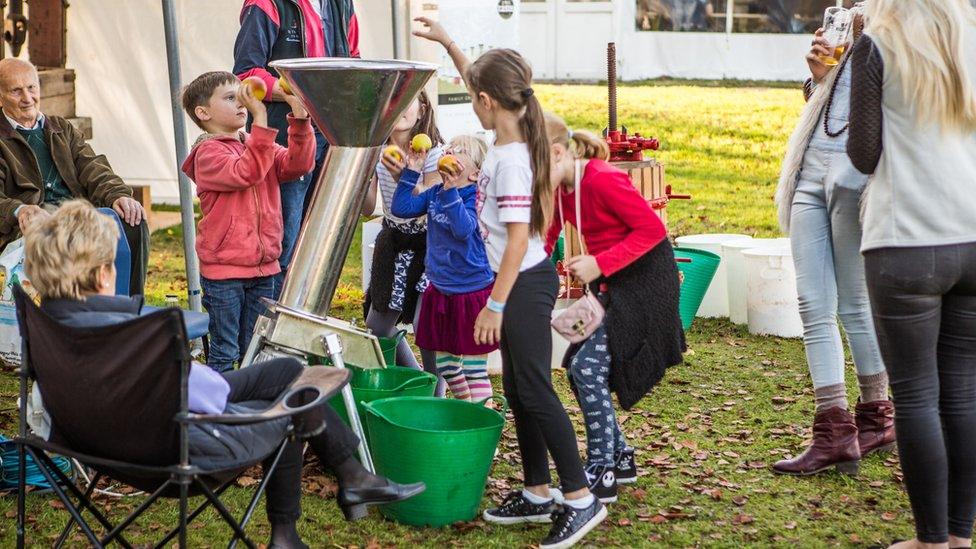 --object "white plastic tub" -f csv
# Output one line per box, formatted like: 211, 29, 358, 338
743, 248, 803, 338
675, 234, 753, 318
724, 238, 791, 325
